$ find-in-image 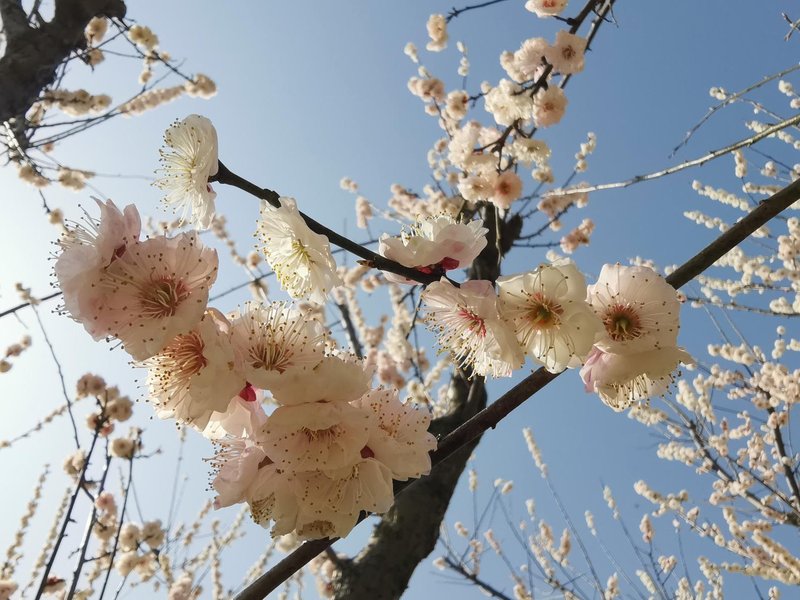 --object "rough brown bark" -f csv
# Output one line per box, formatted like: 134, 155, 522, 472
332, 207, 514, 600
0, 0, 126, 145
